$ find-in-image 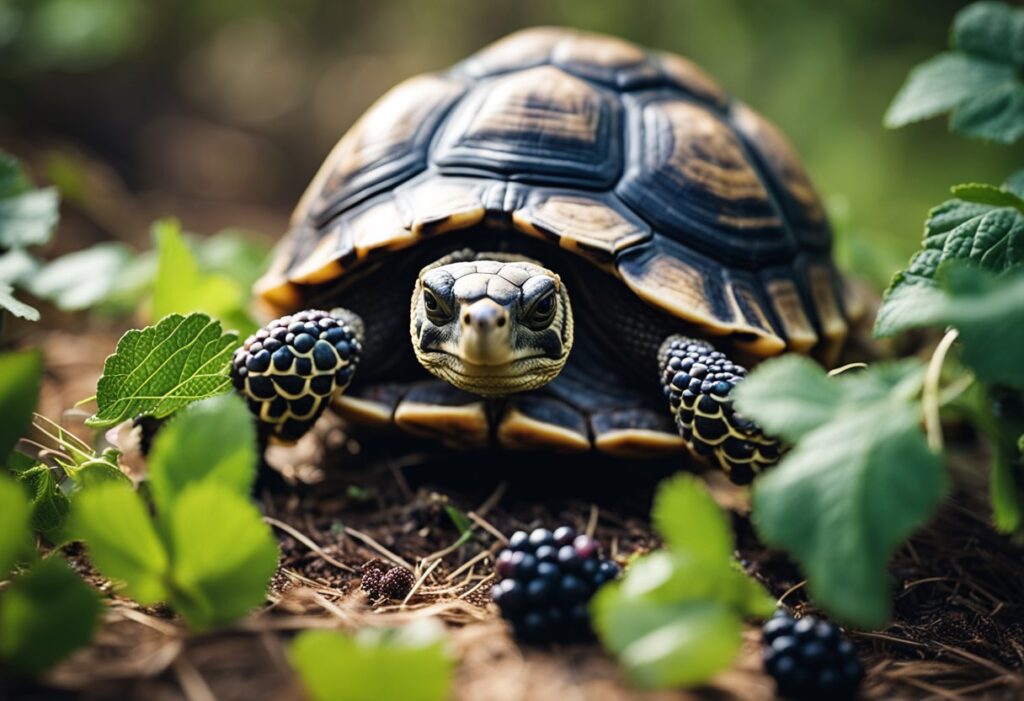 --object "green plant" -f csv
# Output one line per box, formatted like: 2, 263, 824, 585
734, 0, 1024, 630
85, 312, 240, 429
289, 619, 454, 701
72, 393, 278, 629
885, 1, 1024, 143
0, 152, 59, 322
591, 475, 774, 689
0, 354, 102, 678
